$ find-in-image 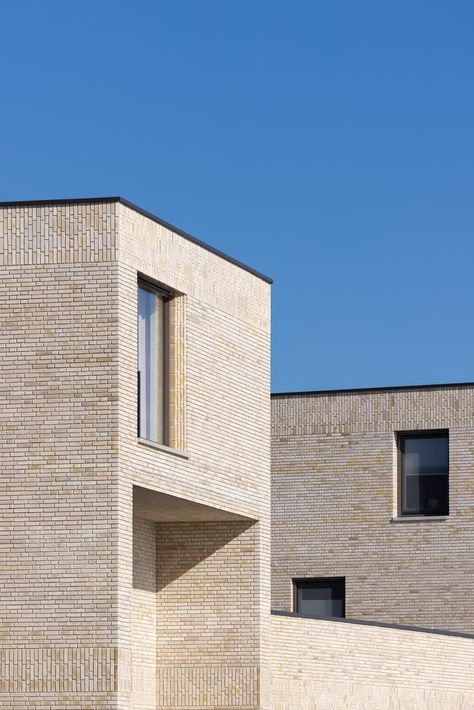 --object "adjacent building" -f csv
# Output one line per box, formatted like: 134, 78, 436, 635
1, 197, 473, 709
271, 384, 474, 634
